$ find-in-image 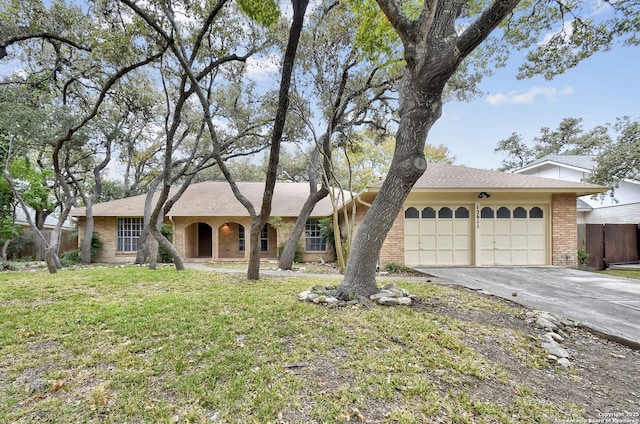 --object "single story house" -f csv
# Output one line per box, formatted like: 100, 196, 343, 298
513, 155, 640, 225
70, 164, 606, 268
